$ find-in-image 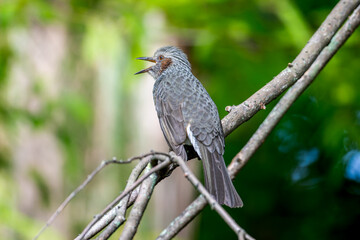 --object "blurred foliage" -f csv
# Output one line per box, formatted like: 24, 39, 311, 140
0, 170, 63, 240
0, 0, 359, 239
